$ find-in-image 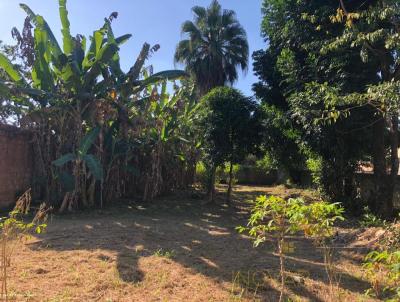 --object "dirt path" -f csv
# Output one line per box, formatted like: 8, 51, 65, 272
8, 185, 376, 301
